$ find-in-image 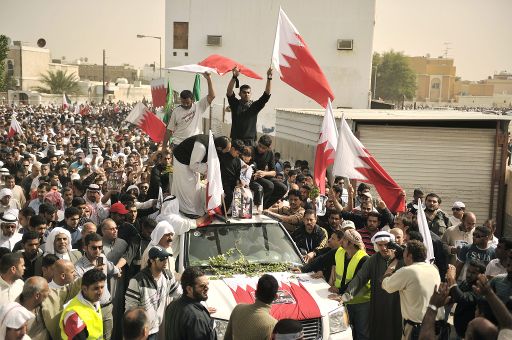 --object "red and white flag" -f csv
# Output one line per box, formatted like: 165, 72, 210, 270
151, 78, 167, 108
272, 8, 334, 108
166, 54, 262, 79
314, 99, 337, 194
332, 117, 405, 212
7, 115, 23, 138
62, 93, 71, 110
206, 130, 224, 213
125, 102, 166, 143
